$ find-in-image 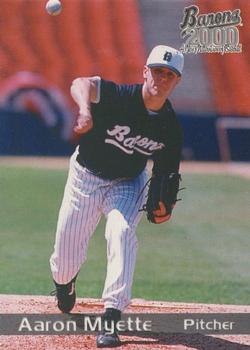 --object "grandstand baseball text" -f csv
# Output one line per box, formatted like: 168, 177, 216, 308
184, 318, 235, 331
179, 5, 243, 55
18, 316, 152, 334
